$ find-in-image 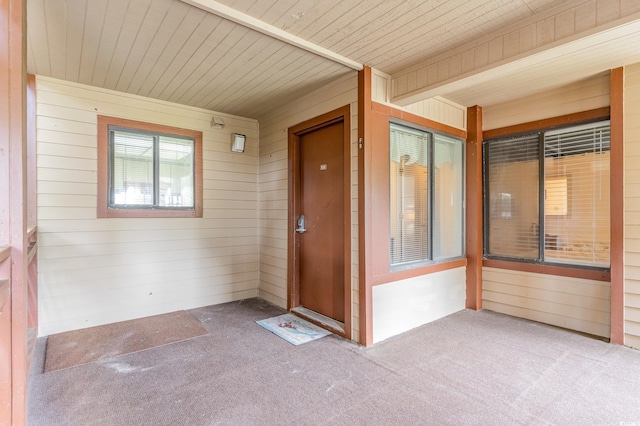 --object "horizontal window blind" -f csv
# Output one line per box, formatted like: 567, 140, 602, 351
112, 130, 154, 206
484, 119, 611, 268
390, 123, 429, 166
159, 136, 195, 208
544, 121, 610, 158
544, 121, 610, 267
485, 134, 540, 259
389, 123, 430, 265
